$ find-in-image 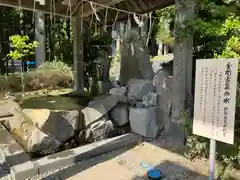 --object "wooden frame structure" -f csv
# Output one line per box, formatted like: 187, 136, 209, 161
0, 0, 197, 143
0, 0, 173, 20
